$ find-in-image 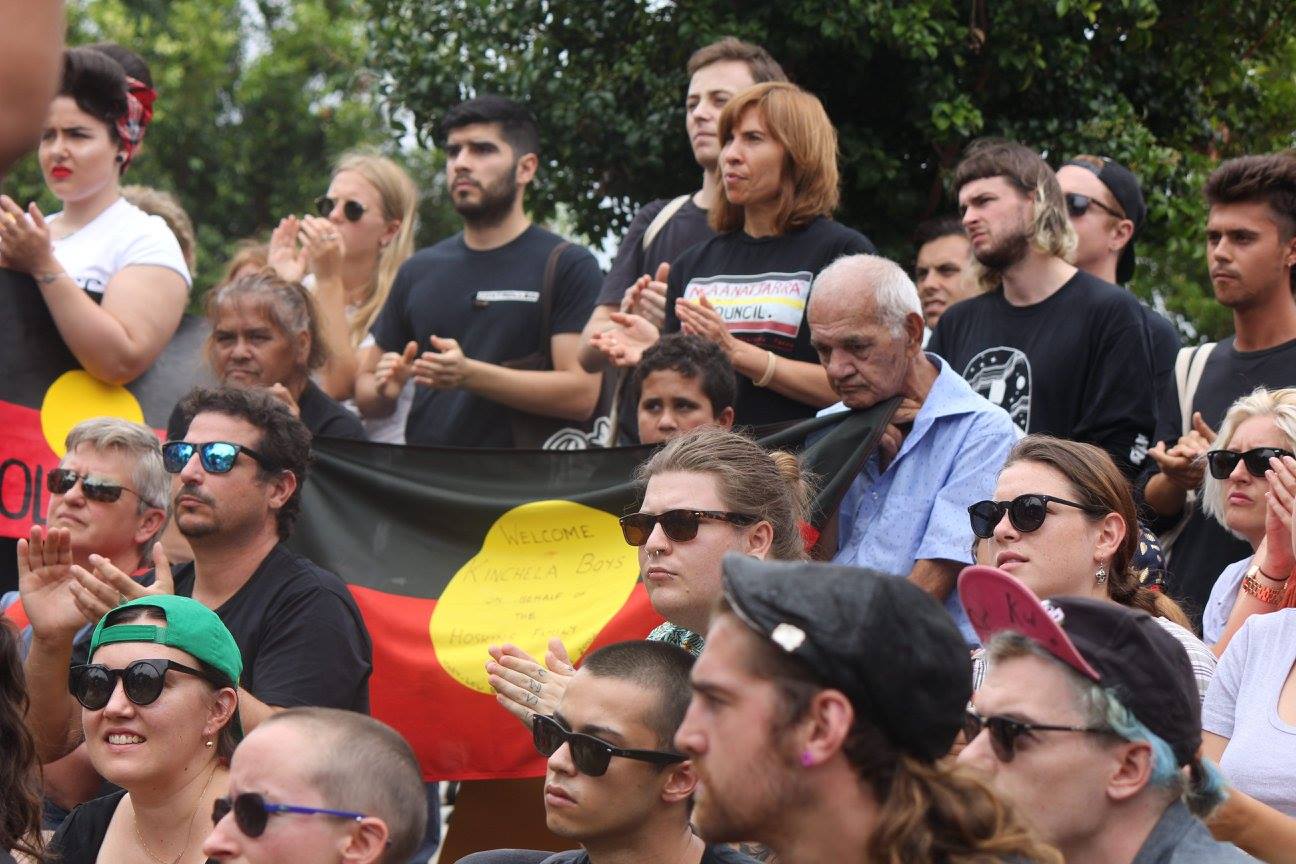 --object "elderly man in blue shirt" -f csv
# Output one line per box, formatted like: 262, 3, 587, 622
808, 254, 1018, 643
